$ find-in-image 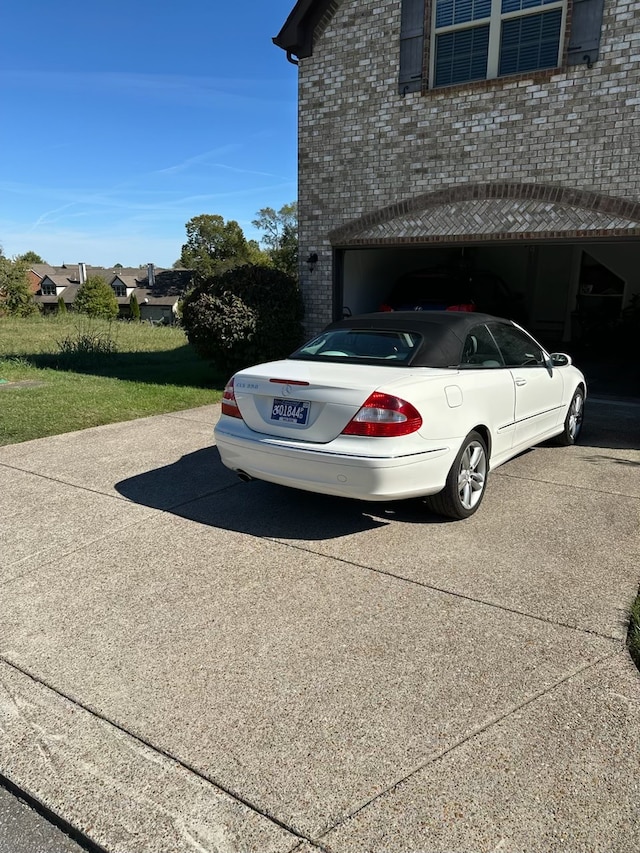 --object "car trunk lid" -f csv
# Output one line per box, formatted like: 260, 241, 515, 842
231, 359, 450, 443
